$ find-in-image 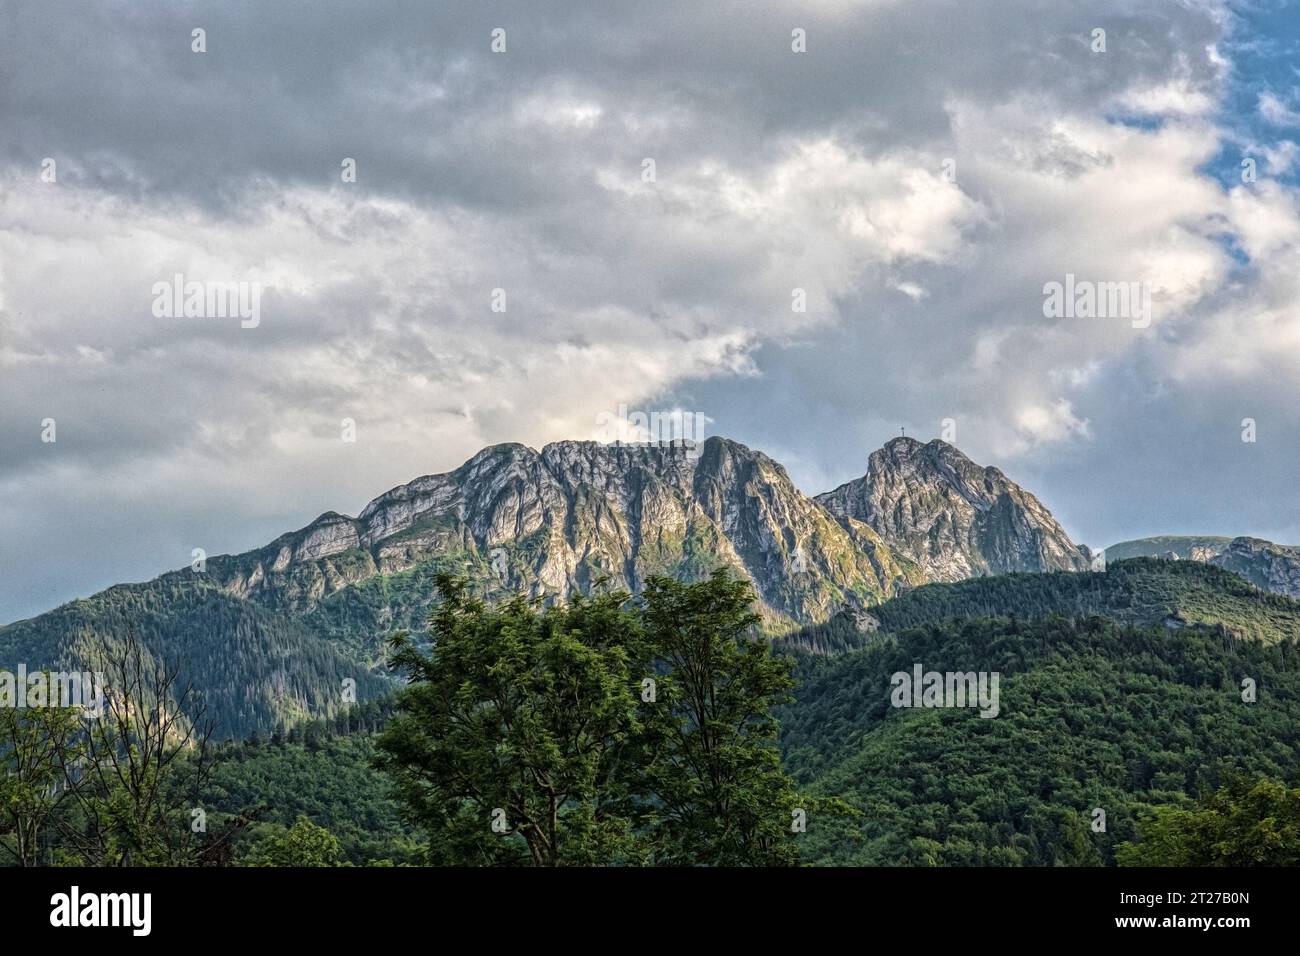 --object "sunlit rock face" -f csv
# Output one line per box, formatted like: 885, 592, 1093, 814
211, 436, 926, 628
816, 437, 1090, 582
1211, 537, 1300, 600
